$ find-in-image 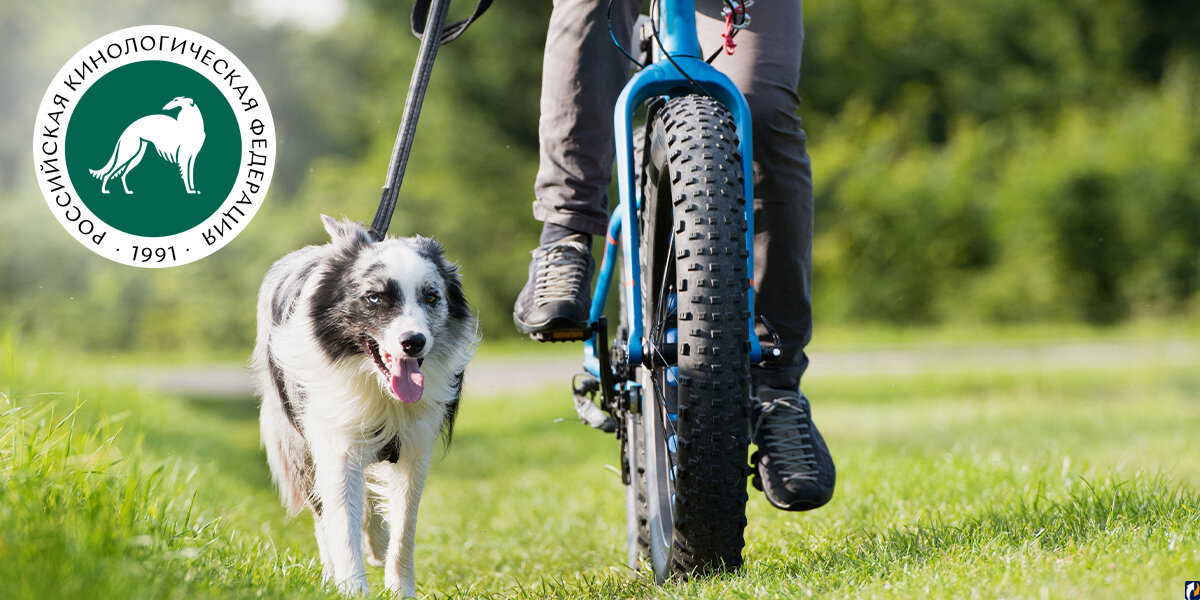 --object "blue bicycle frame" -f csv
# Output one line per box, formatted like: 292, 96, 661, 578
583, 0, 761, 377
